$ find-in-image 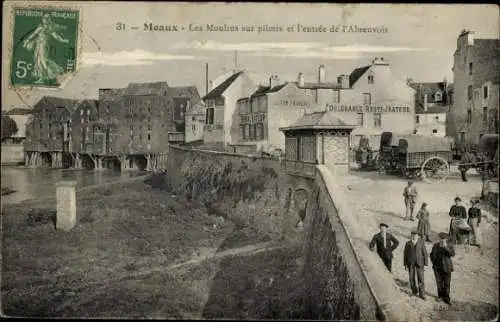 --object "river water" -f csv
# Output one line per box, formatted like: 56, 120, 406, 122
1, 166, 145, 206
